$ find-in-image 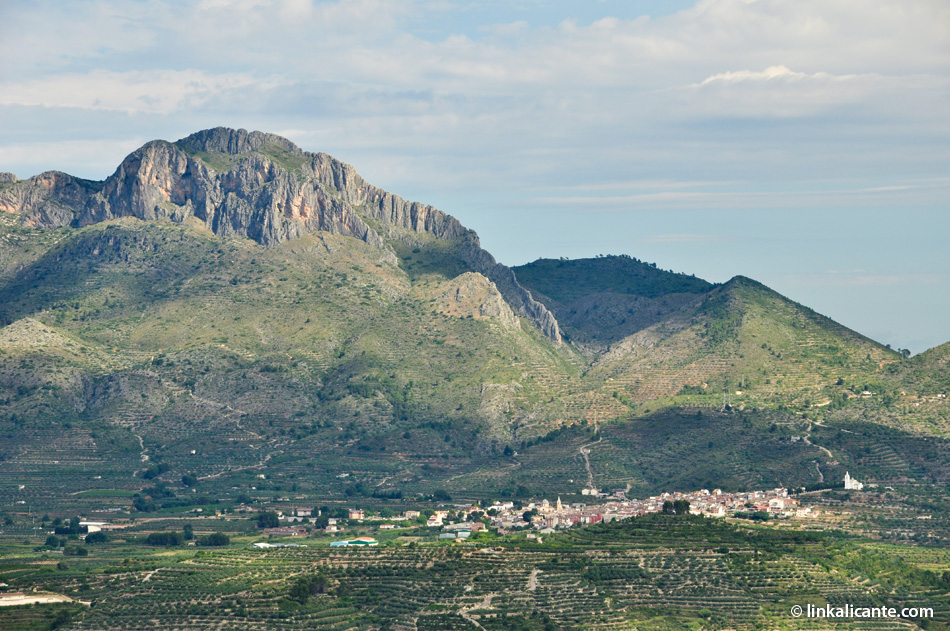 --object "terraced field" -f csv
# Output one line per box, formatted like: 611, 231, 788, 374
1, 514, 947, 631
